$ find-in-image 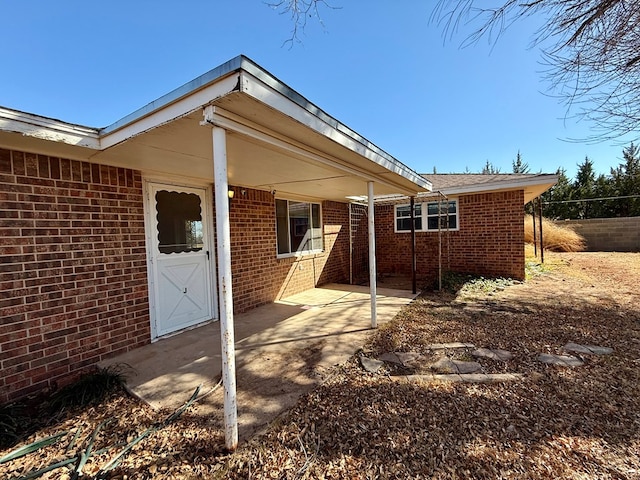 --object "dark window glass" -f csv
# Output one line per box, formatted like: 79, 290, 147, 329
425, 200, 457, 230
276, 200, 322, 255
396, 204, 422, 231
155, 191, 203, 254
